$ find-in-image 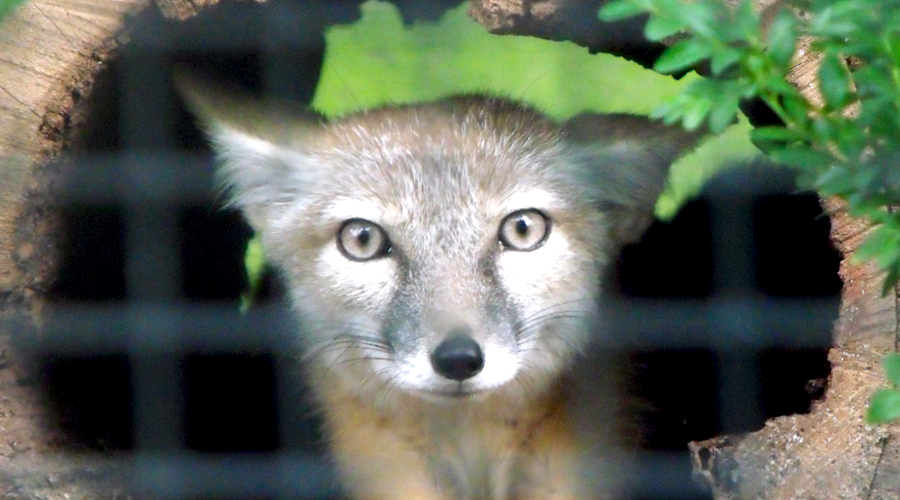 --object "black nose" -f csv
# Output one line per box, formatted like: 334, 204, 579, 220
430, 334, 484, 381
